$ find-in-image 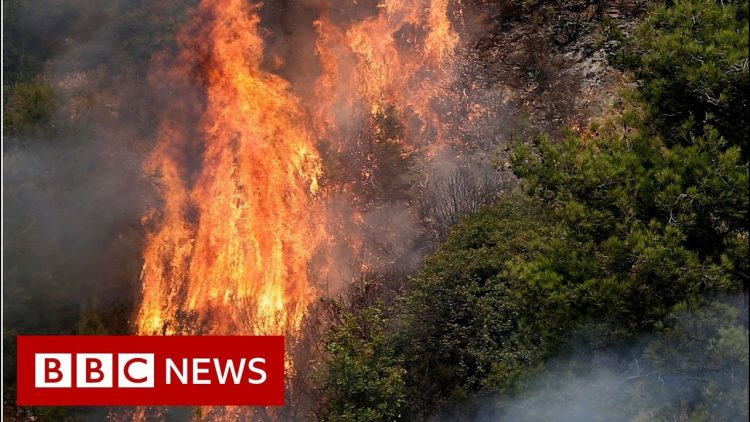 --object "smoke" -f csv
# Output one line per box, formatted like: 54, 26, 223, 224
2, 0, 177, 339
1, 6, 158, 405
430, 297, 749, 422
